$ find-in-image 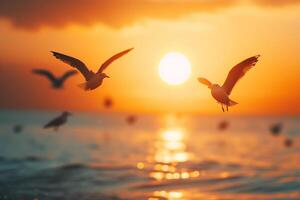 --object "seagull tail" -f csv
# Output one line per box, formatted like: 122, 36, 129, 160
78, 82, 89, 91
229, 99, 238, 106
